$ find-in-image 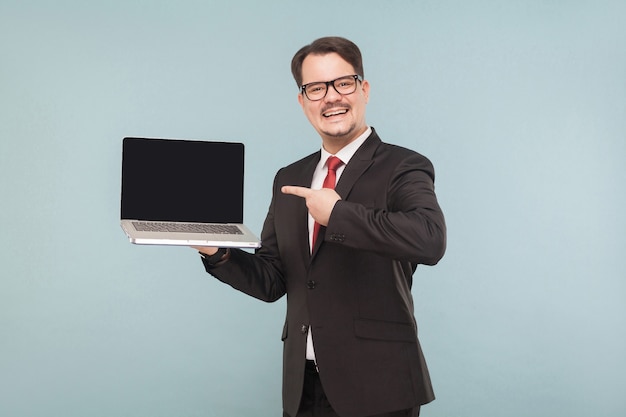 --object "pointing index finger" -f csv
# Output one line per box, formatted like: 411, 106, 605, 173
281, 185, 311, 198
